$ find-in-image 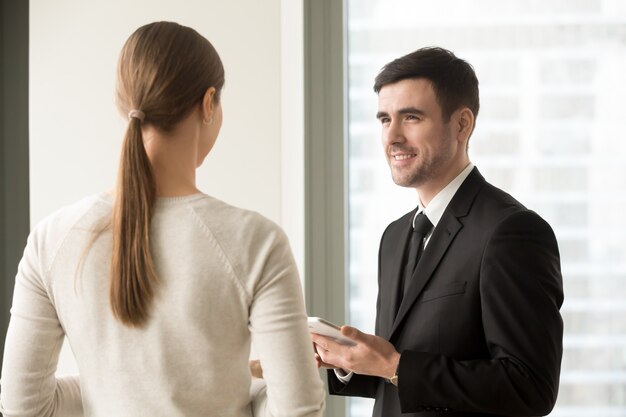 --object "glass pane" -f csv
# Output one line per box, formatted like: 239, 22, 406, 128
346, 1, 626, 416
